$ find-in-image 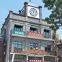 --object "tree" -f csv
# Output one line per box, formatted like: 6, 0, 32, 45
42, 0, 62, 61
42, 0, 62, 40
42, 0, 62, 31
